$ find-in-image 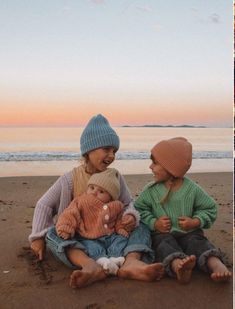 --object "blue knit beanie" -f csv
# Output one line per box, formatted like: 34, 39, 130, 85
80, 114, 120, 155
